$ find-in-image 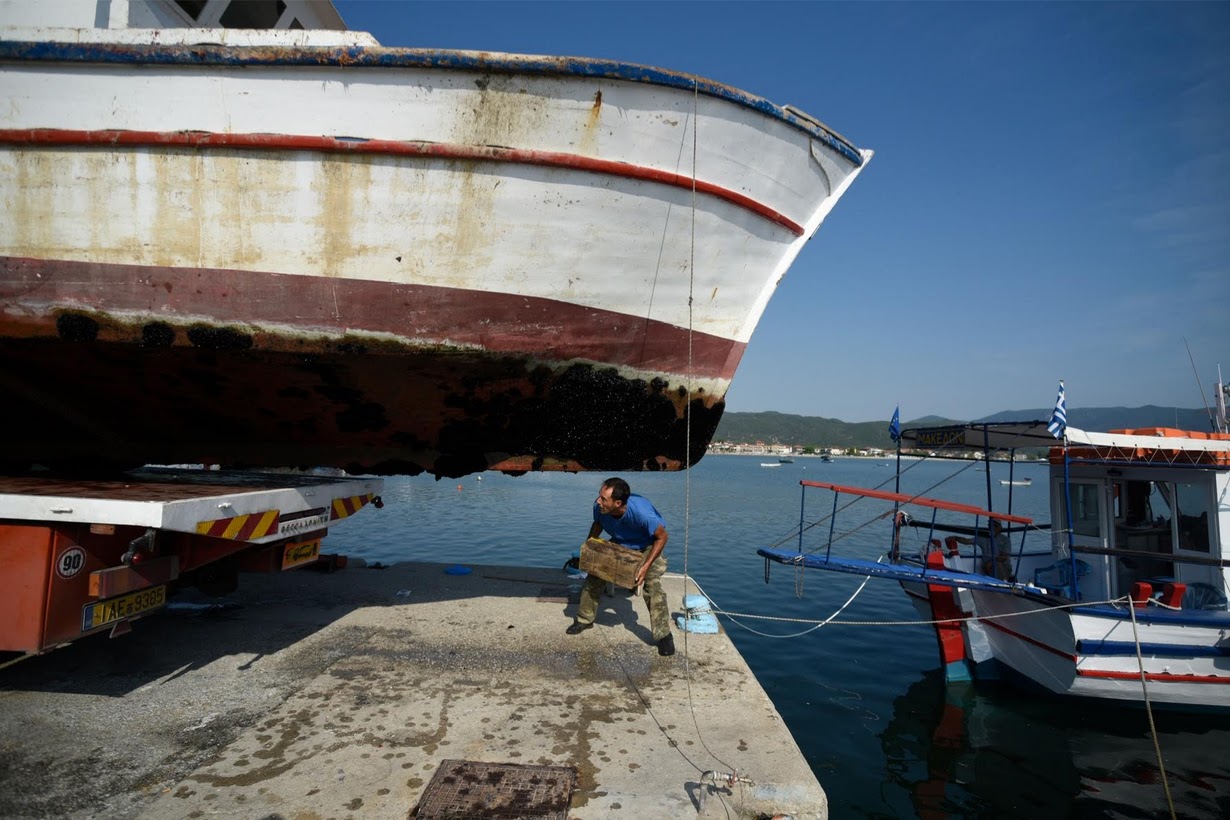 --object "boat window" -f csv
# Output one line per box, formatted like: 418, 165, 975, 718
1147, 481, 1174, 532
219, 1, 287, 28
1070, 483, 1102, 538
1174, 481, 1212, 553
174, 0, 208, 20
1121, 480, 1147, 525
